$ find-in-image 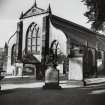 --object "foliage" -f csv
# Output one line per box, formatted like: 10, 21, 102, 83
45, 49, 66, 66
82, 0, 105, 31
